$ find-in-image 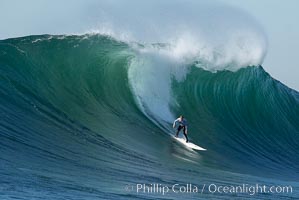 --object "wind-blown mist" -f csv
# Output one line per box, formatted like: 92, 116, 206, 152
94, 0, 268, 69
